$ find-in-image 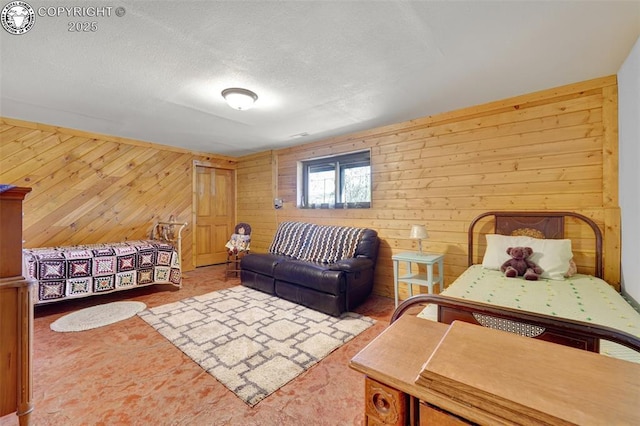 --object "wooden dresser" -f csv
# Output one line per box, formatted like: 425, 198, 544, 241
350, 314, 640, 425
0, 186, 33, 425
